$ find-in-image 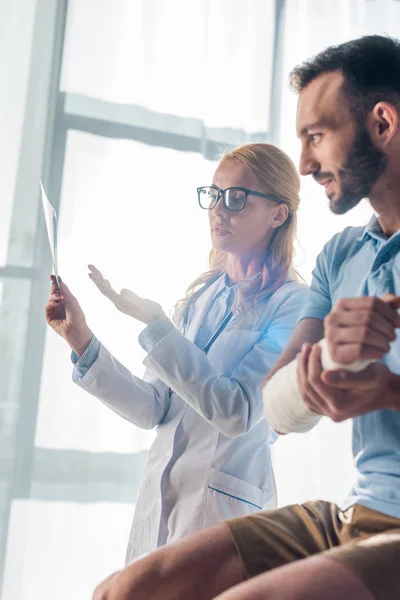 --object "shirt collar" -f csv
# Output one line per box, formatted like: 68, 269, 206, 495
222, 270, 261, 290
356, 214, 387, 243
